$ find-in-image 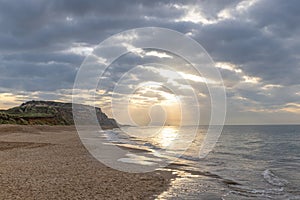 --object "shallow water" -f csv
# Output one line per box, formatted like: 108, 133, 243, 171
104, 125, 300, 199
